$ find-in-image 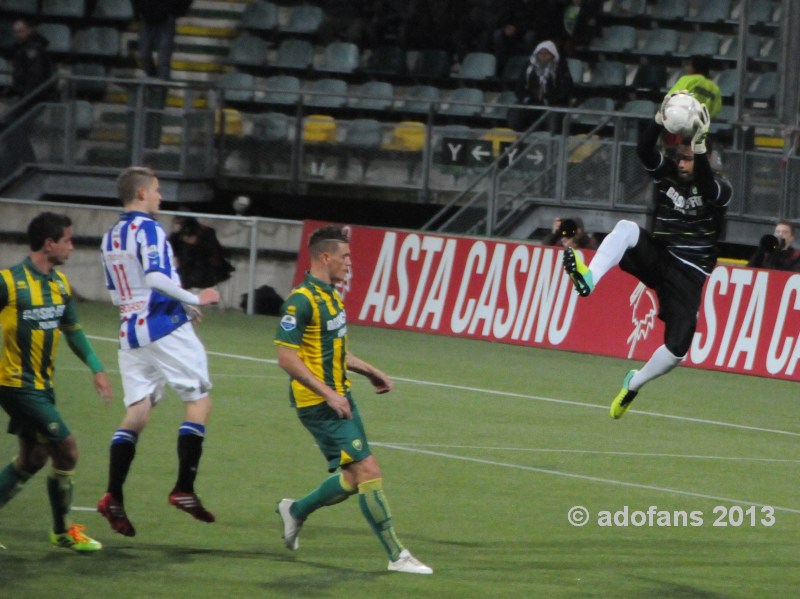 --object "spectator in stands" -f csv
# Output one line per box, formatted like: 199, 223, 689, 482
0, 20, 56, 174
134, 0, 193, 80
9, 19, 54, 100
508, 40, 573, 132
545, 216, 598, 249
560, 0, 602, 56
747, 220, 800, 272
169, 216, 235, 289
668, 55, 722, 118
366, 0, 411, 48
490, 0, 538, 75
317, 0, 372, 47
